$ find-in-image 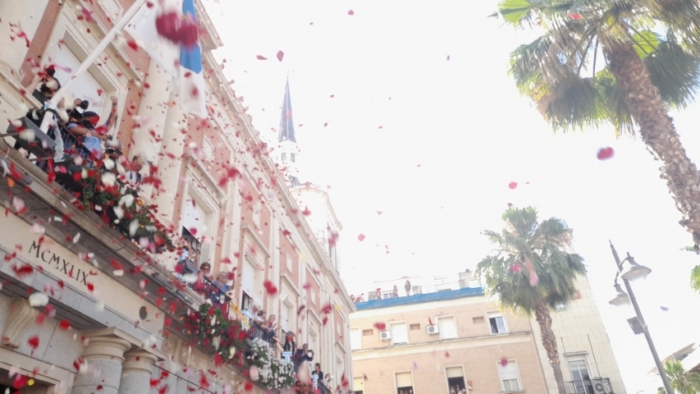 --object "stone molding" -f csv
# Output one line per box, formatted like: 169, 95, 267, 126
81, 336, 132, 362
1, 298, 39, 348
122, 350, 158, 375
